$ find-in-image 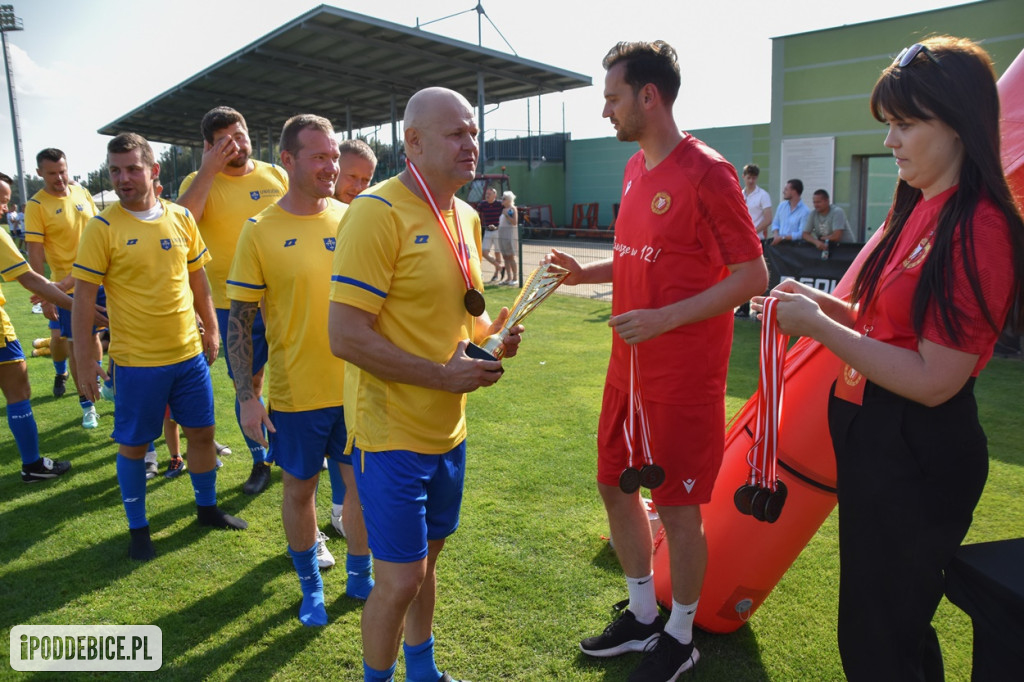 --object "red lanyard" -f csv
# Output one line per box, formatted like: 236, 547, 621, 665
747, 296, 787, 492
406, 160, 474, 293
624, 345, 655, 470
